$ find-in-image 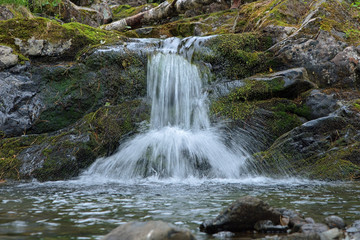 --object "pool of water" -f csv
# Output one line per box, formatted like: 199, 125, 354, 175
1, 177, 359, 240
